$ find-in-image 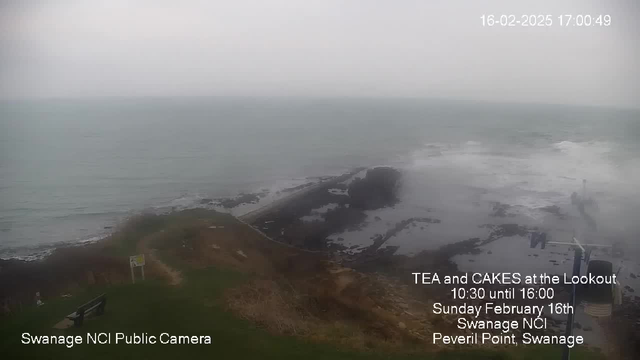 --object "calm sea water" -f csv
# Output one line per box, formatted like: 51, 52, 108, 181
1, 97, 639, 258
